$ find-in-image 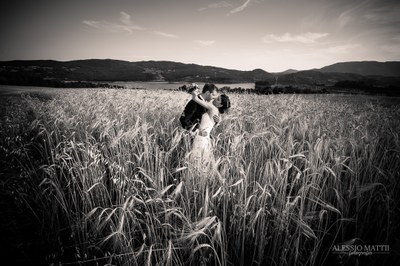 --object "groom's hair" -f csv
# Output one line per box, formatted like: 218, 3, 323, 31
202, 83, 218, 93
